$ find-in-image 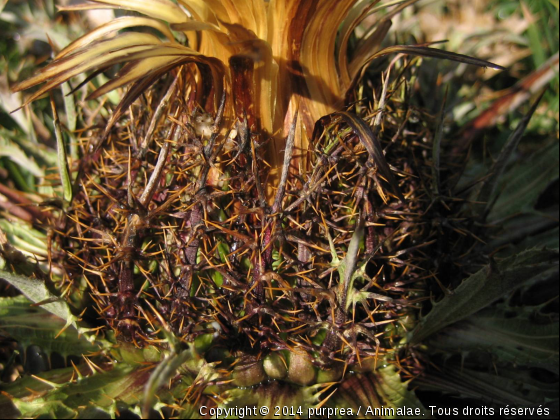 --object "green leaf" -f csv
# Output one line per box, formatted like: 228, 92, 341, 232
0, 366, 76, 418
488, 141, 559, 222
0, 269, 77, 330
51, 96, 73, 203
61, 83, 77, 133
61, 81, 79, 159
0, 296, 98, 360
0, 218, 48, 256
512, 226, 559, 253
409, 248, 559, 344
0, 134, 44, 178
0, 126, 58, 169
2, 362, 150, 419
427, 306, 559, 373
142, 349, 194, 418
339, 214, 365, 311
489, 209, 559, 255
